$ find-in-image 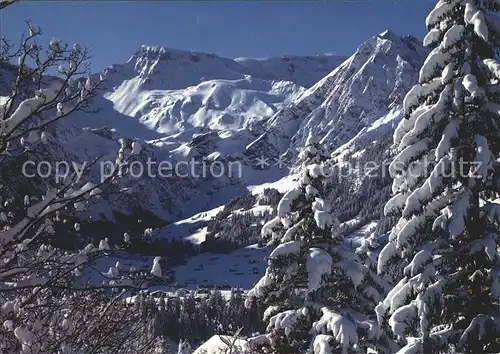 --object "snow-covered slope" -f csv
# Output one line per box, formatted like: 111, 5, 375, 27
68, 46, 344, 139
173, 244, 270, 290
32, 121, 193, 222
193, 335, 252, 354
35, 47, 342, 223
245, 30, 428, 164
